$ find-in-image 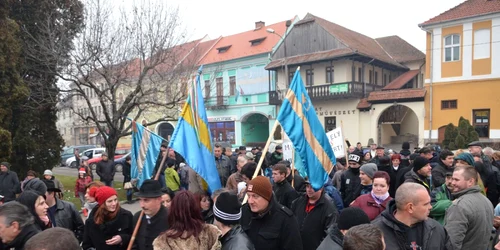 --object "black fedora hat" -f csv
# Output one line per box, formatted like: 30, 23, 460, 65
134, 180, 163, 198
42, 179, 61, 193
